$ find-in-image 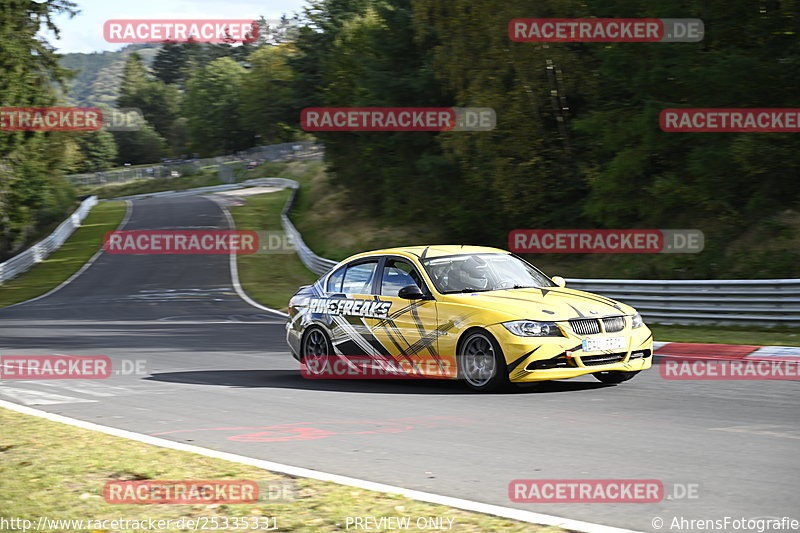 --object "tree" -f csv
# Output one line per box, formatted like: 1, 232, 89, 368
0, 0, 79, 256
77, 130, 118, 172
117, 53, 183, 153
152, 43, 188, 85
117, 53, 151, 106
112, 121, 167, 165
183, 57, 253, 155
239, 43, 299, 144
